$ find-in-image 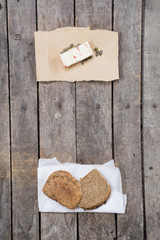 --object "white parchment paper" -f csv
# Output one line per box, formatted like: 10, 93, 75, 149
38, 158, 127, 213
